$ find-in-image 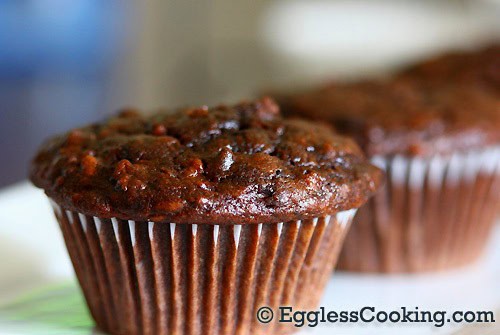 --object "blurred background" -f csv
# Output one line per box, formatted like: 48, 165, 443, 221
0, 0, 499, 187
